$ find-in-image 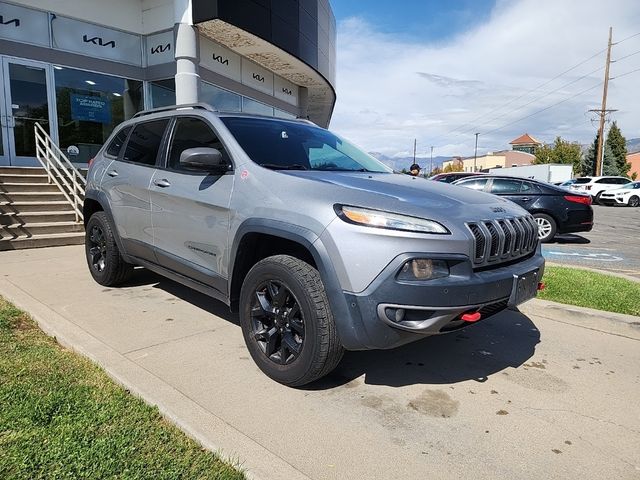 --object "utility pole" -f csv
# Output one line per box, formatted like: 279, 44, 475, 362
430, 146, 434, 175
473, 133, 479, 172
413, 138, 417, 164
595, 27, 613, 177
